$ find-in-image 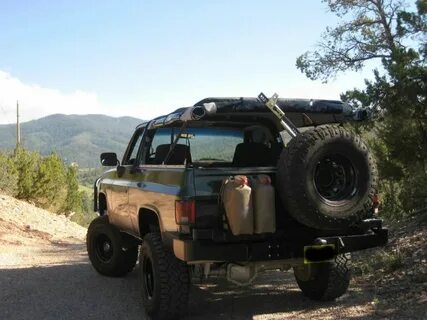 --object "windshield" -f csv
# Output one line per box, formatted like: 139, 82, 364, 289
151, 127, 244, 163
